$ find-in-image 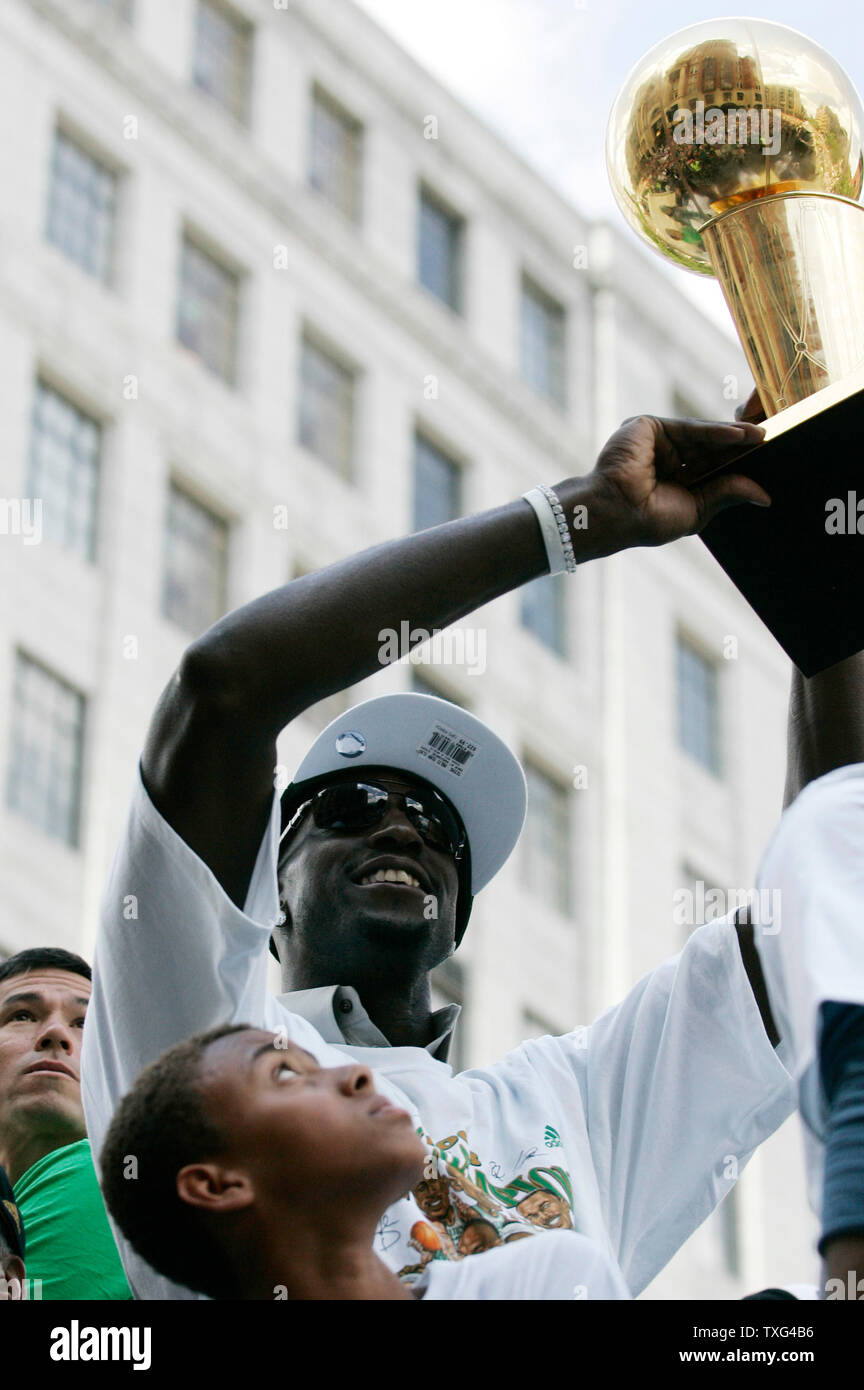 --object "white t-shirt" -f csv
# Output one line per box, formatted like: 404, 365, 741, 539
82, 769, 795, 1300
755, 762, 864, 1219
421, 1230, 632, 1300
